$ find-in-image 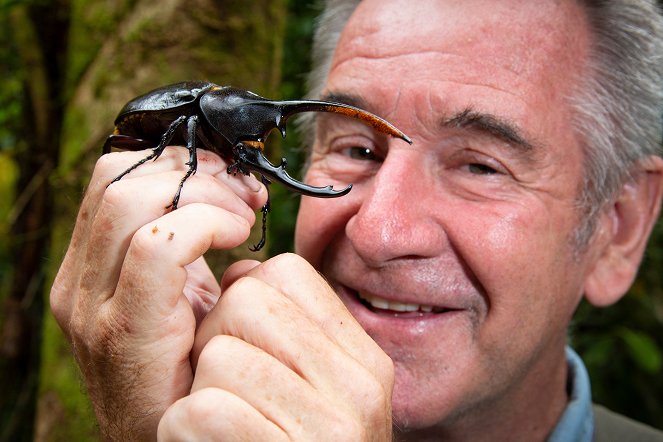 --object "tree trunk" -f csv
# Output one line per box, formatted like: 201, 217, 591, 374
0, 1, 286, 440
1, 2, 69, 441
